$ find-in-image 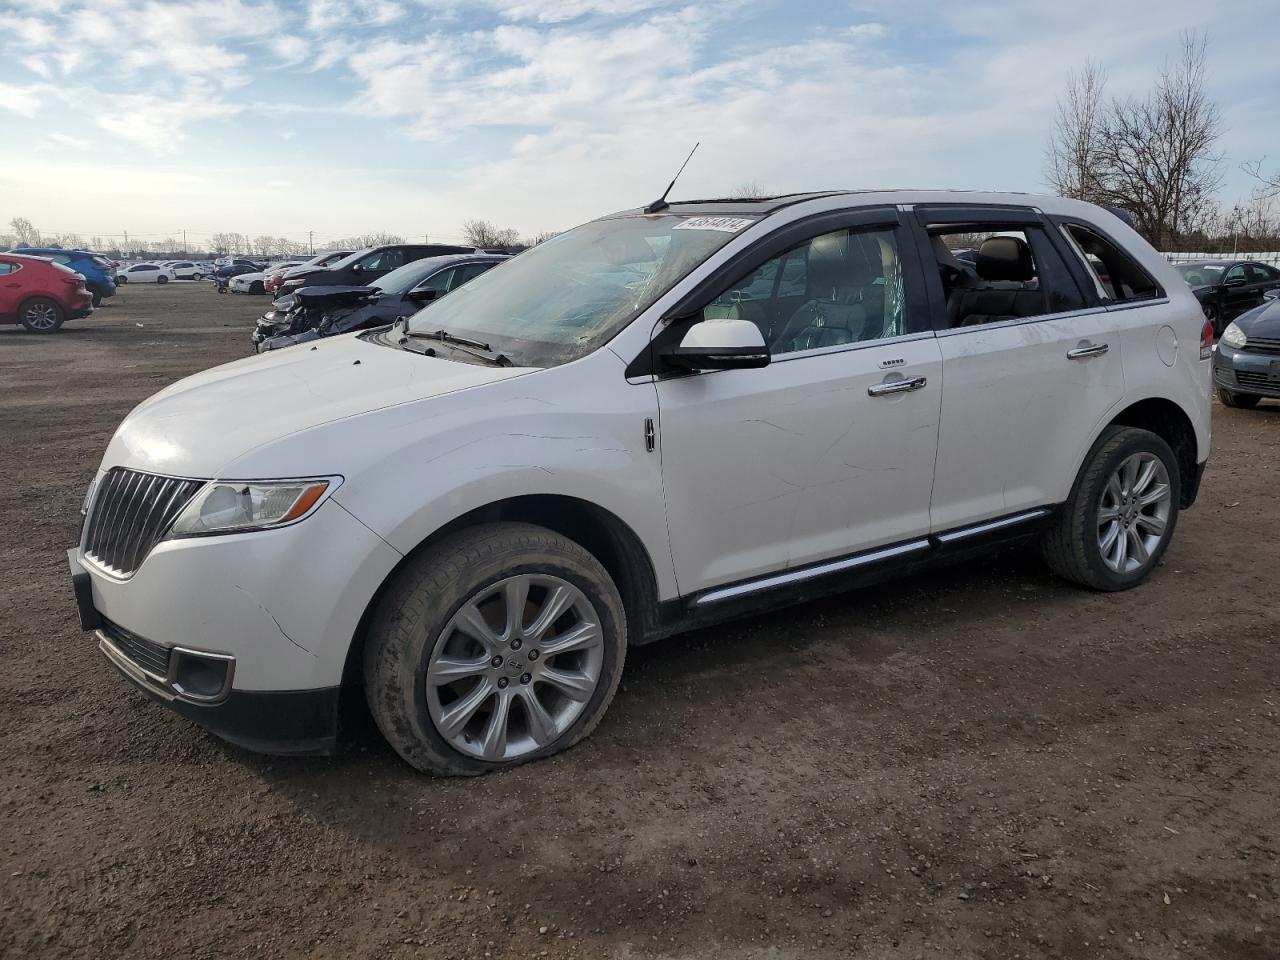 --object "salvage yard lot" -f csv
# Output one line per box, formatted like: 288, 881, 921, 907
1, 283, 1278, 959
